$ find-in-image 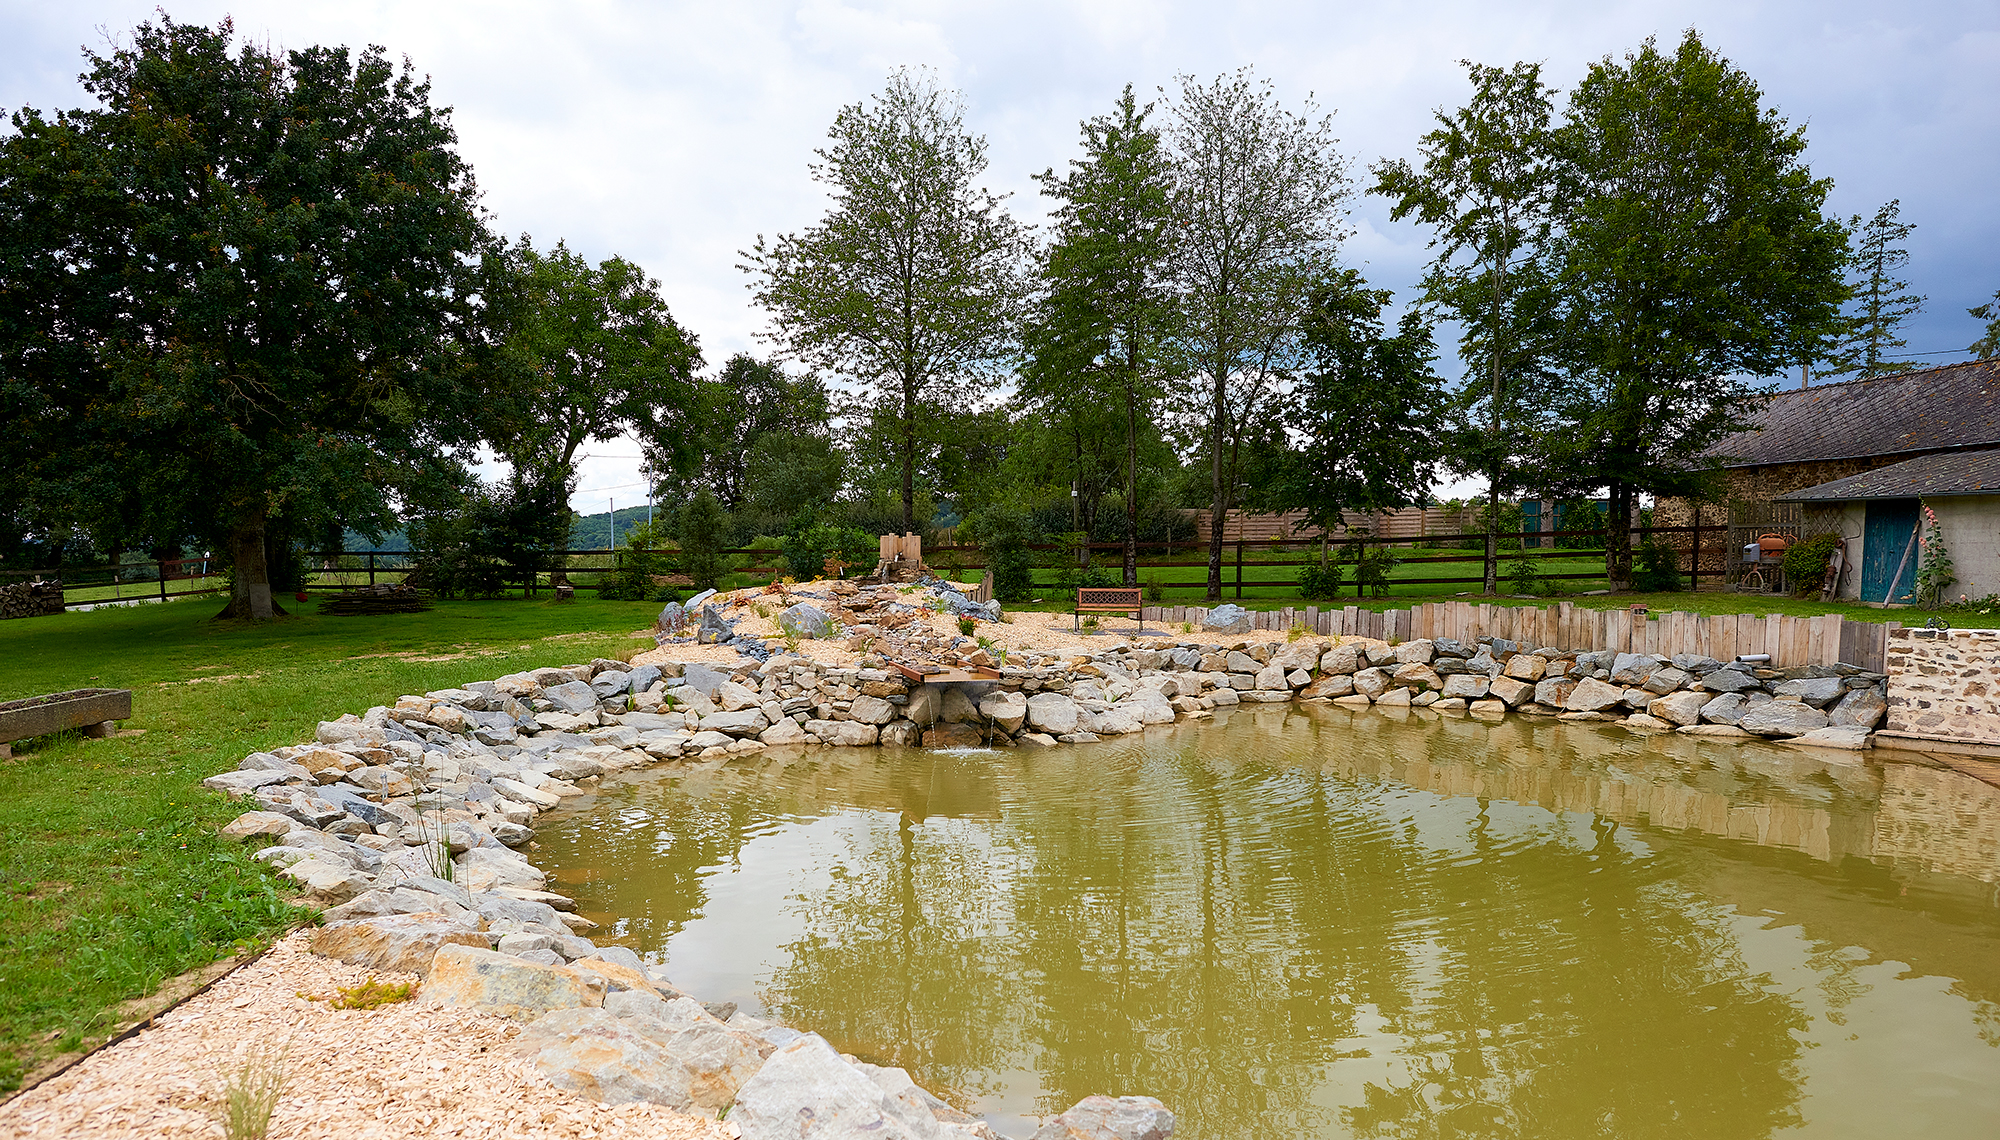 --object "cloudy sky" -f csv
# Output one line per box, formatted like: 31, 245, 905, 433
5, 1, 1996, 511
